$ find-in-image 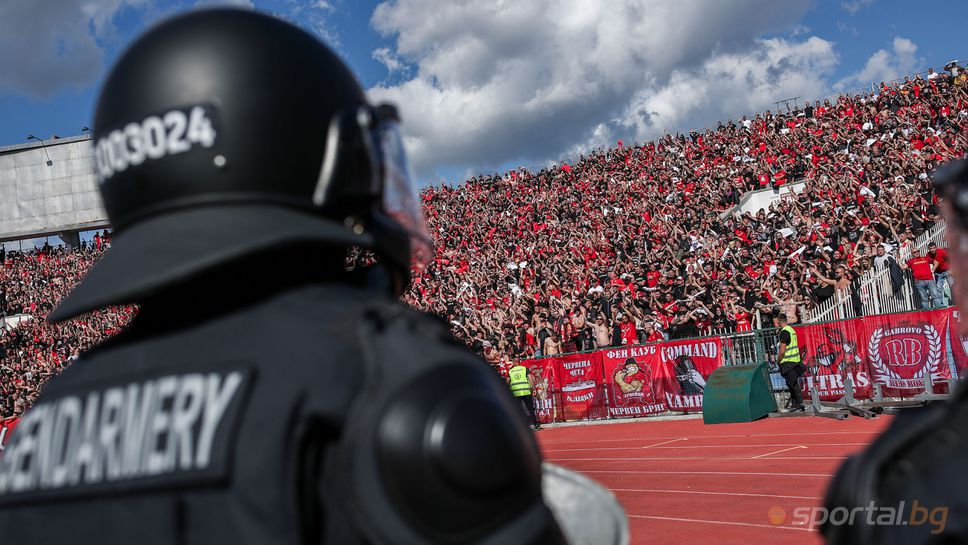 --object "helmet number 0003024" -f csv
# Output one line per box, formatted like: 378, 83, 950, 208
94, 105, 217, 184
